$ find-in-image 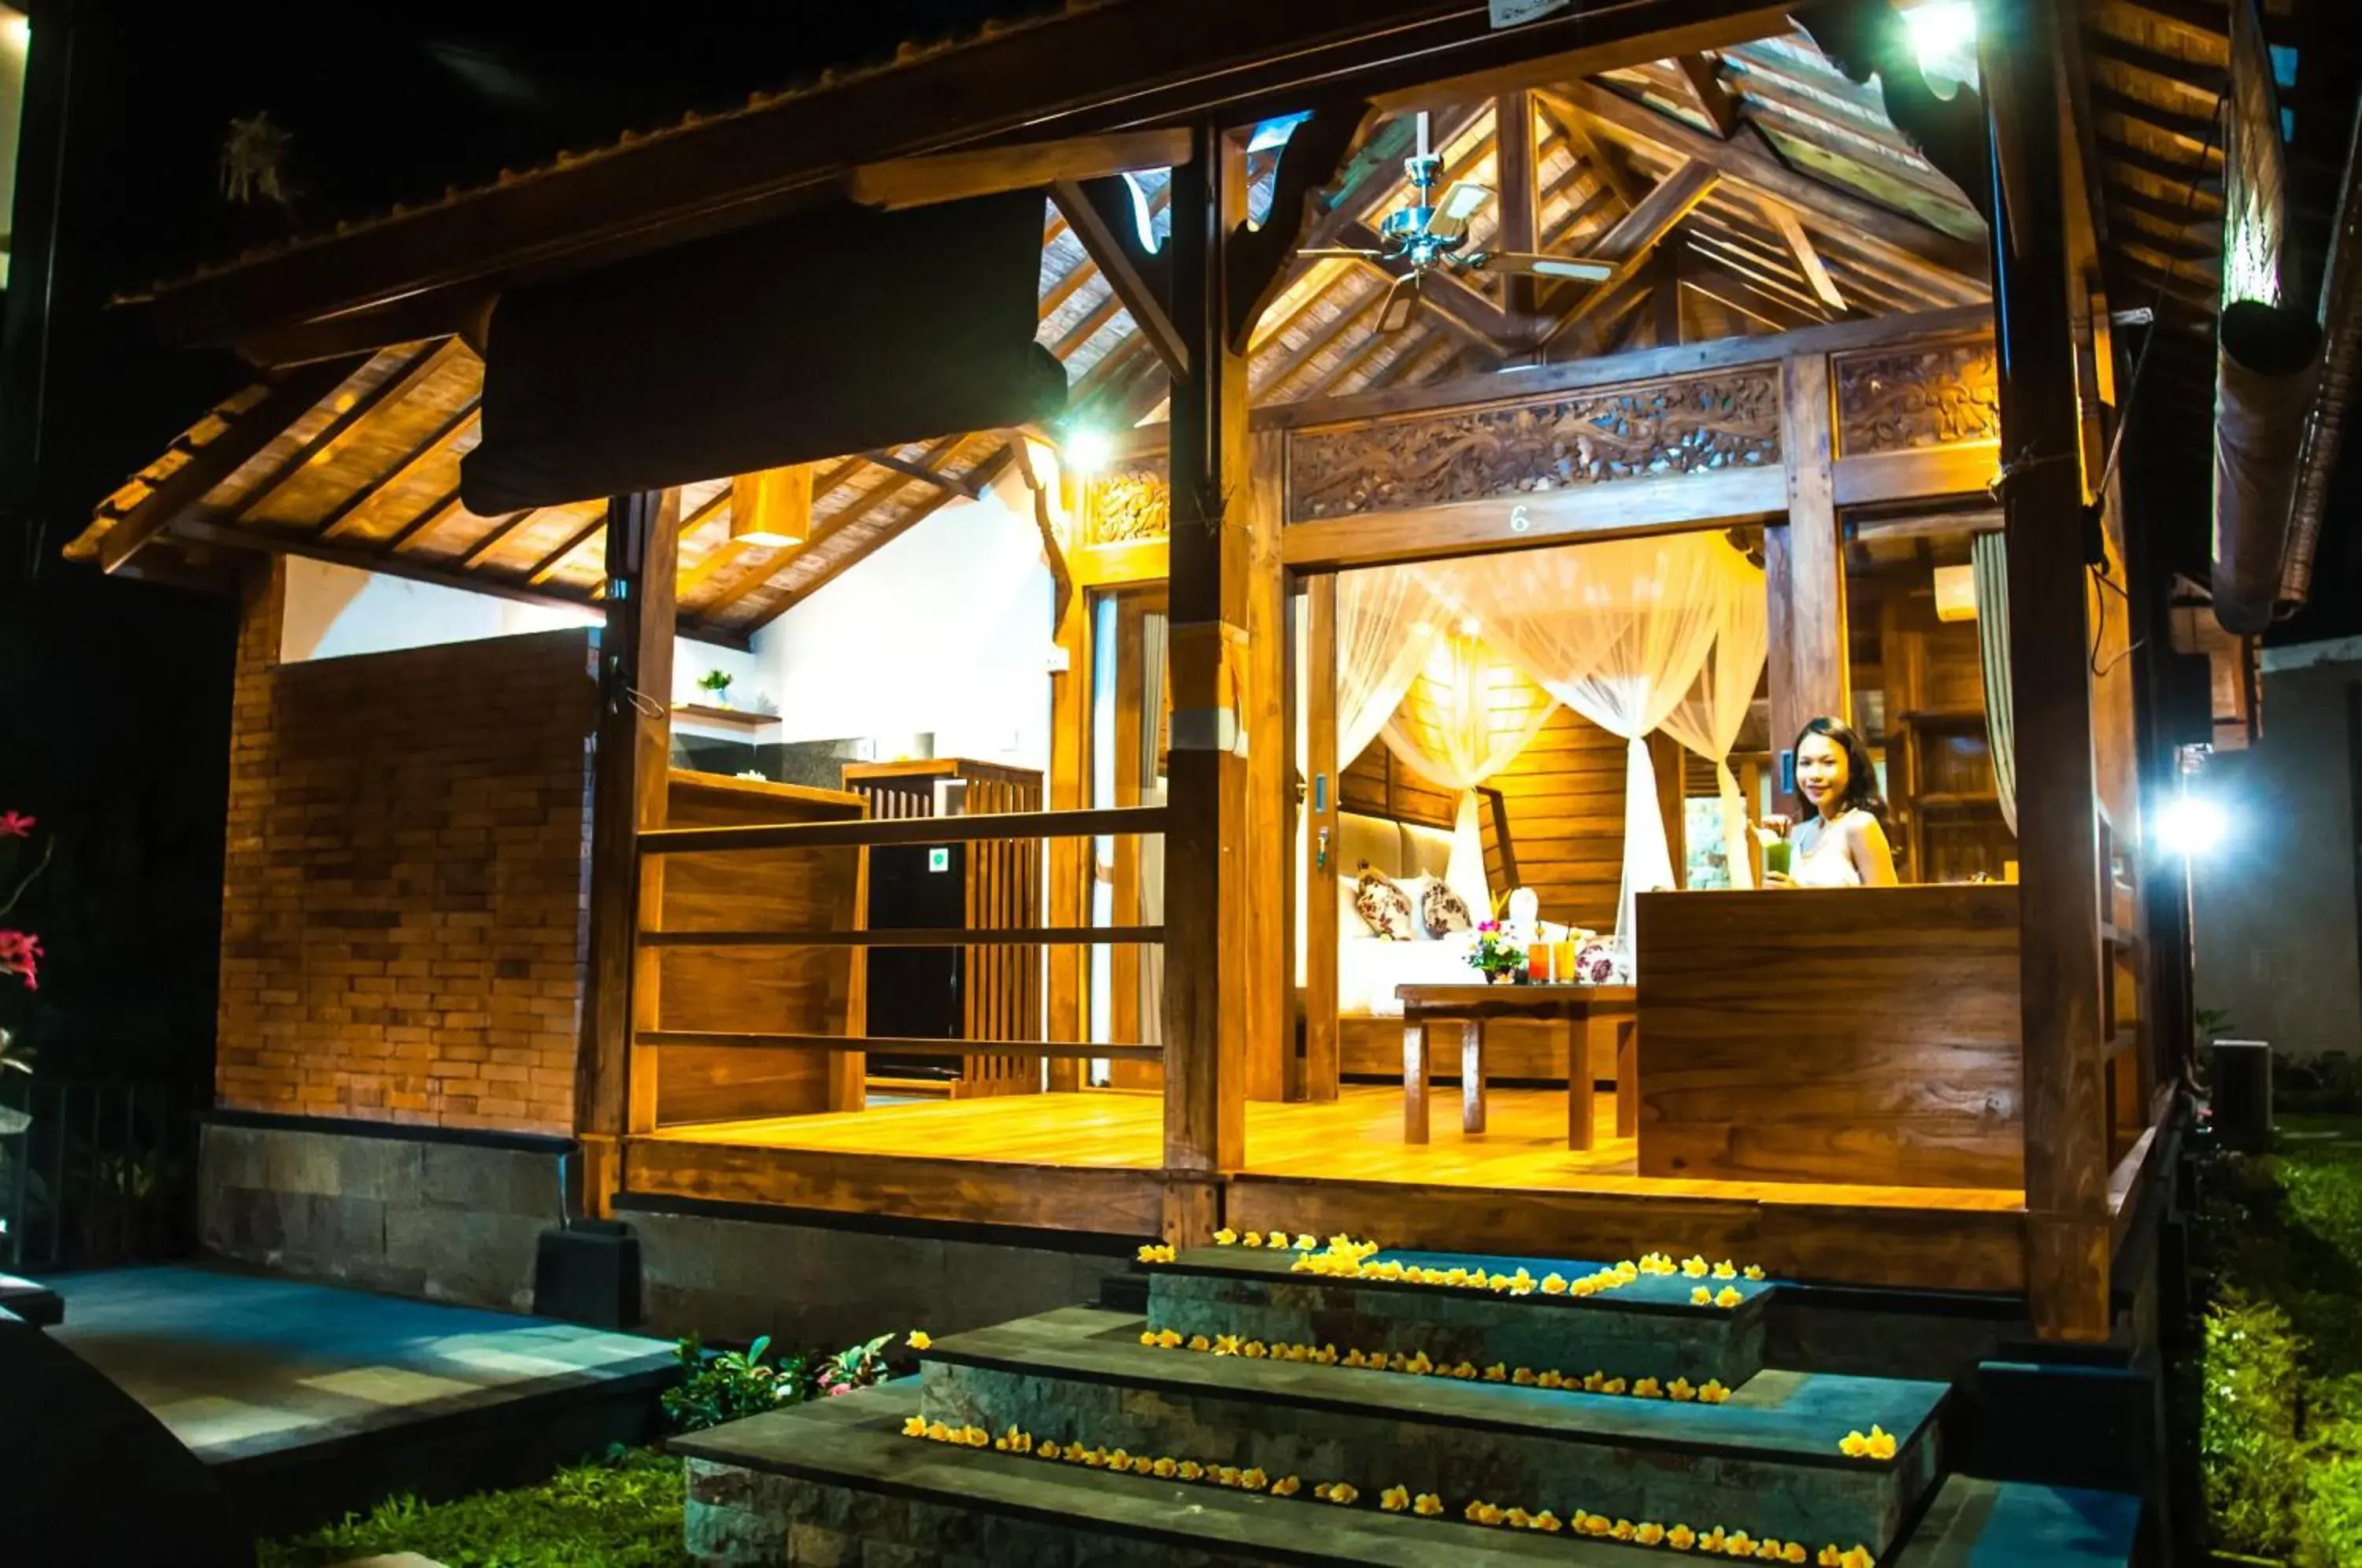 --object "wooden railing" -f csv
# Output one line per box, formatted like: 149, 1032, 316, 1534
631, 805, 1168, 1077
